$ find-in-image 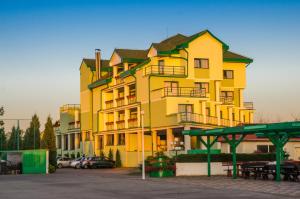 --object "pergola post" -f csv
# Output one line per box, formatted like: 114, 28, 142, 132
207, 136, 211, 177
